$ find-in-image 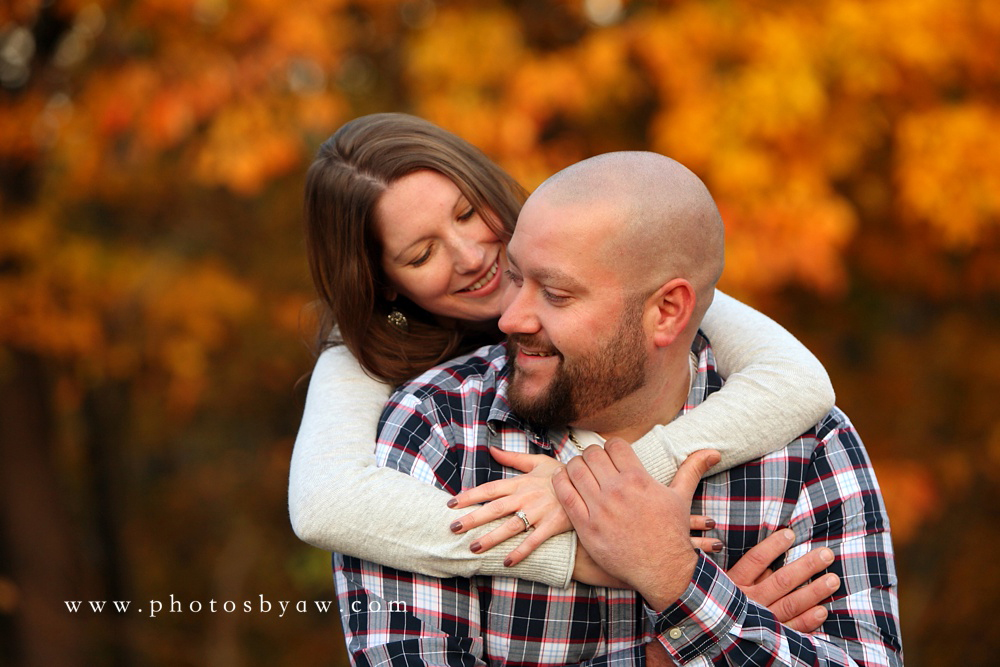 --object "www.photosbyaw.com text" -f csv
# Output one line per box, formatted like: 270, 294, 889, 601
65, 594, 407, 618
